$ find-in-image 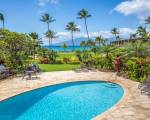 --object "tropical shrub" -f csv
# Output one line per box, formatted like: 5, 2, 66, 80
39, 57, 49, 64
0, 29, 35, 70
69, 57, 80, 64
55, 59, 63, 64
75, 50, 83, 62
47, 50, 58, 64
126, 57, 150, 82
63, 57, 70, 64
97, 56, 114, 70
38, 48, 49, 57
